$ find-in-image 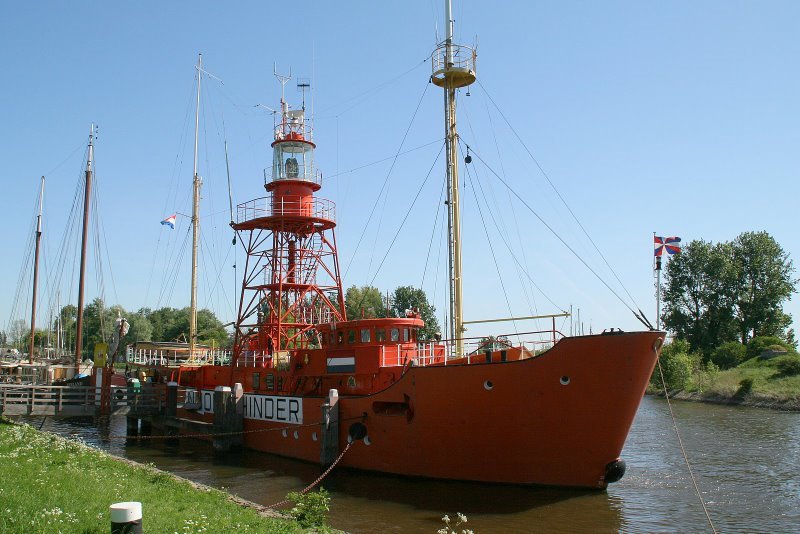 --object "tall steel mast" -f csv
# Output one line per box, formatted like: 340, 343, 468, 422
190, 54, 202, 357
28, 176, 45, 363
74, 126, 95, 372
431, 0, 476, 356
